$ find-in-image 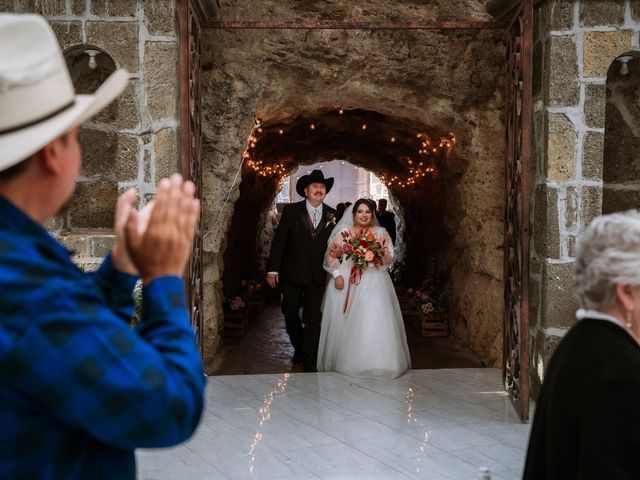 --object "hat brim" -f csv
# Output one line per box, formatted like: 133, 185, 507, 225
296, 176, 334, 198
0, 68, 129, 170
